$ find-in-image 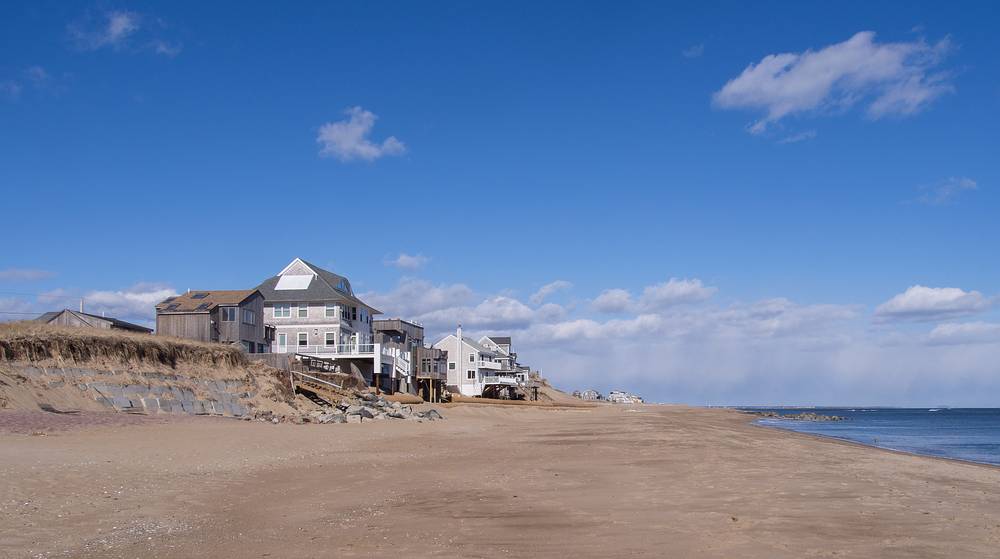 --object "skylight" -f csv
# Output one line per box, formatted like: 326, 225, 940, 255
275, 274, 313, 290
191, 293, 209, 299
